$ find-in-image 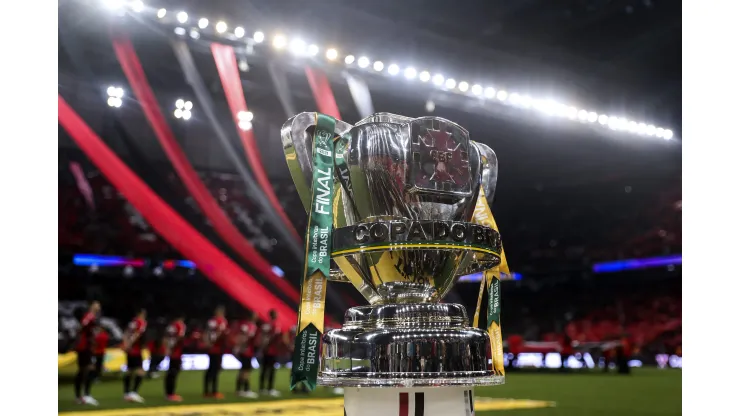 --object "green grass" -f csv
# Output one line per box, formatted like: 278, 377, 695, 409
58, 368, 681, 415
